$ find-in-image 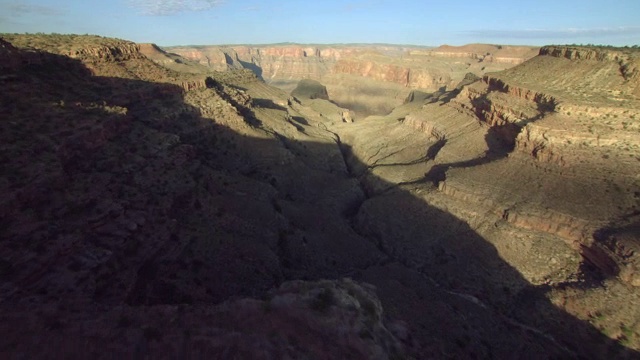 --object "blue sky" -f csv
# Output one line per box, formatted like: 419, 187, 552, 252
1, 0, 639, 46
